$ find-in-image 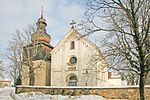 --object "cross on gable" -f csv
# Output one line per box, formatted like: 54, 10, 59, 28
70, 20, 76, 28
